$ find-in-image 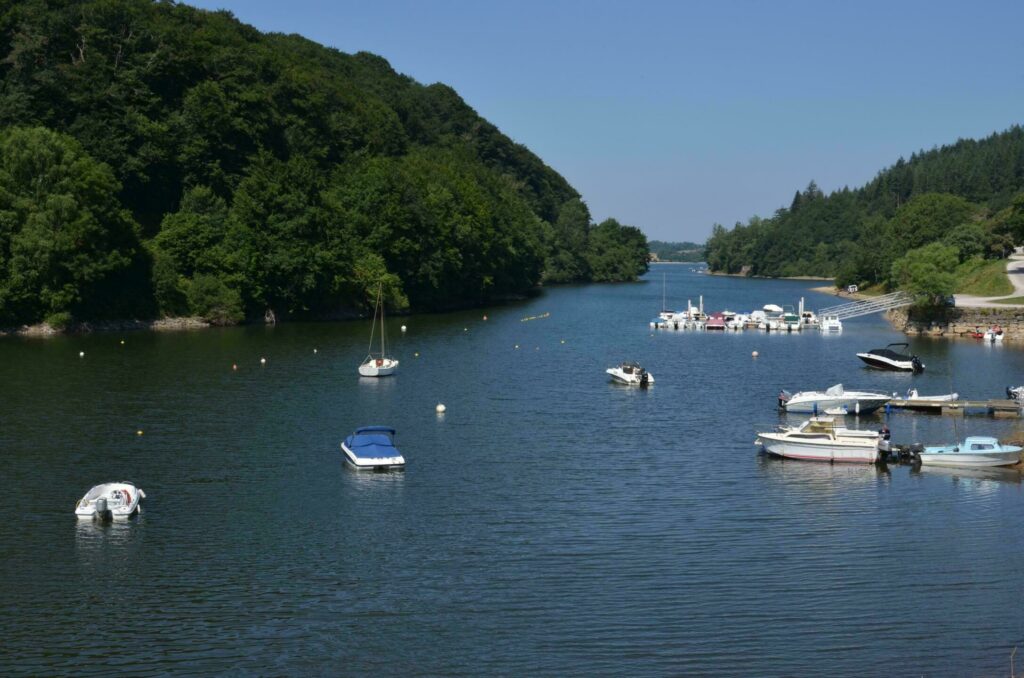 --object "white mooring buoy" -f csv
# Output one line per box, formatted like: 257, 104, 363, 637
260, 357, 267, 366
436, 403, 446, 414
752, 351, 759, 358
401, 325, 407, 333
79, 351, 85, 358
